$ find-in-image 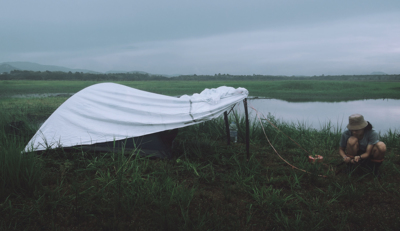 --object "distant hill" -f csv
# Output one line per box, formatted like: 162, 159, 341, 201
158, 73, 181, 78
370, 71, 387, 75
105, 70, 130, 74
1, 62, 99, 74
131, 71, 181, 77
0, 63, 20, 73
127, 71, 150, 75
105, 70, 179, 77
0, 61, 178, 77
106, 70, 150, 75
